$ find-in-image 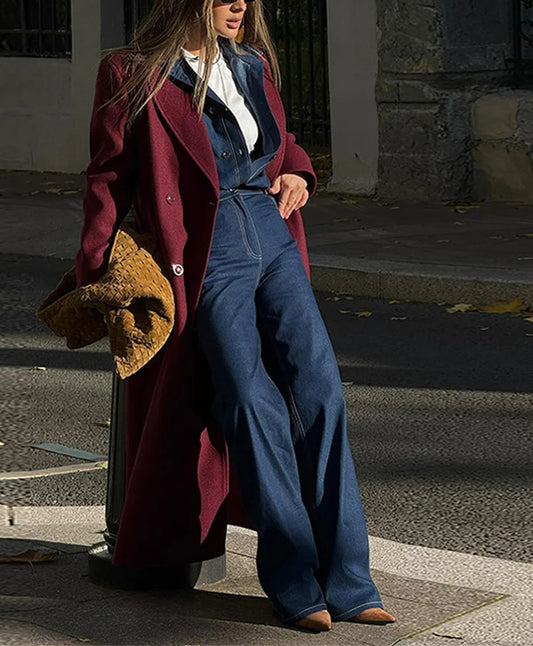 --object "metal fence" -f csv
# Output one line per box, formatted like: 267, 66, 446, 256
124, 0, 330, 150
263, 0, 329, 150
0, 0, 71, 58
511, 0, 533, 85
